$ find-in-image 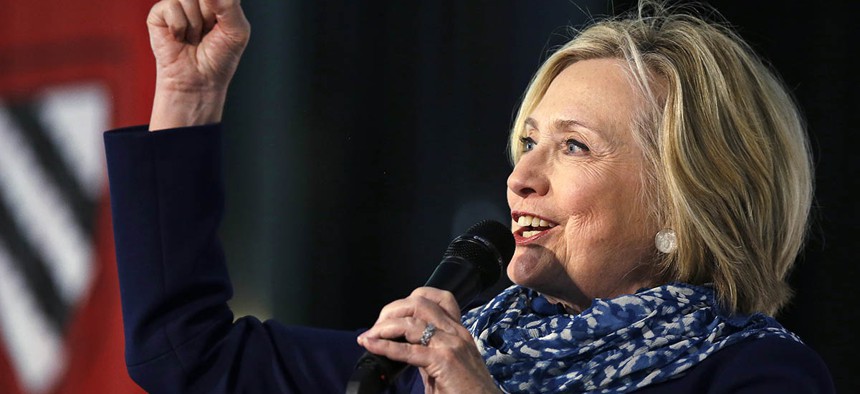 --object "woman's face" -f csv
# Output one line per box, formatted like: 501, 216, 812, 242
506, 58, 658, 313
